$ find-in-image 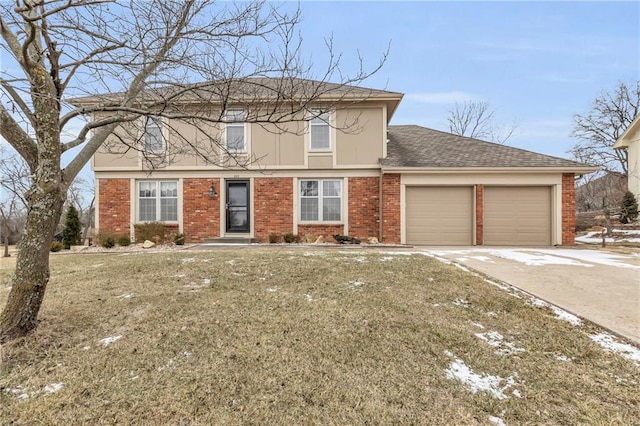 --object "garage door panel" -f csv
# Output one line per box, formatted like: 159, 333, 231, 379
484, 187, 551, 246
406, 186, 473, 245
